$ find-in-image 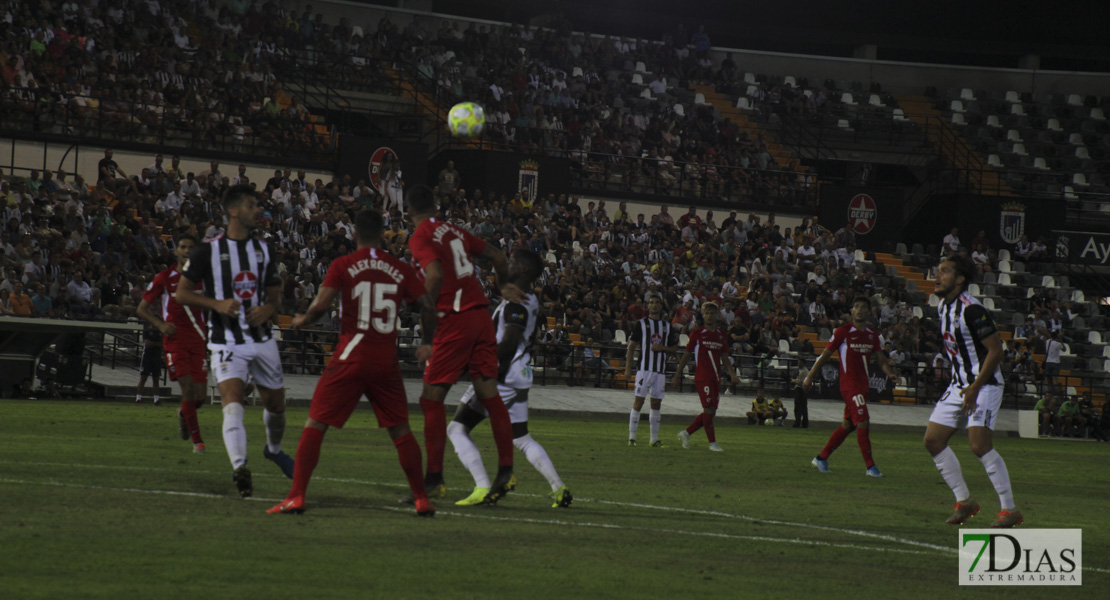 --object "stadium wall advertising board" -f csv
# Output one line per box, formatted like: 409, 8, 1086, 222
432, 151, 571, 201
819, 185, 907, 249
335, 135, 428, 192
1055, 230, 1110, 266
